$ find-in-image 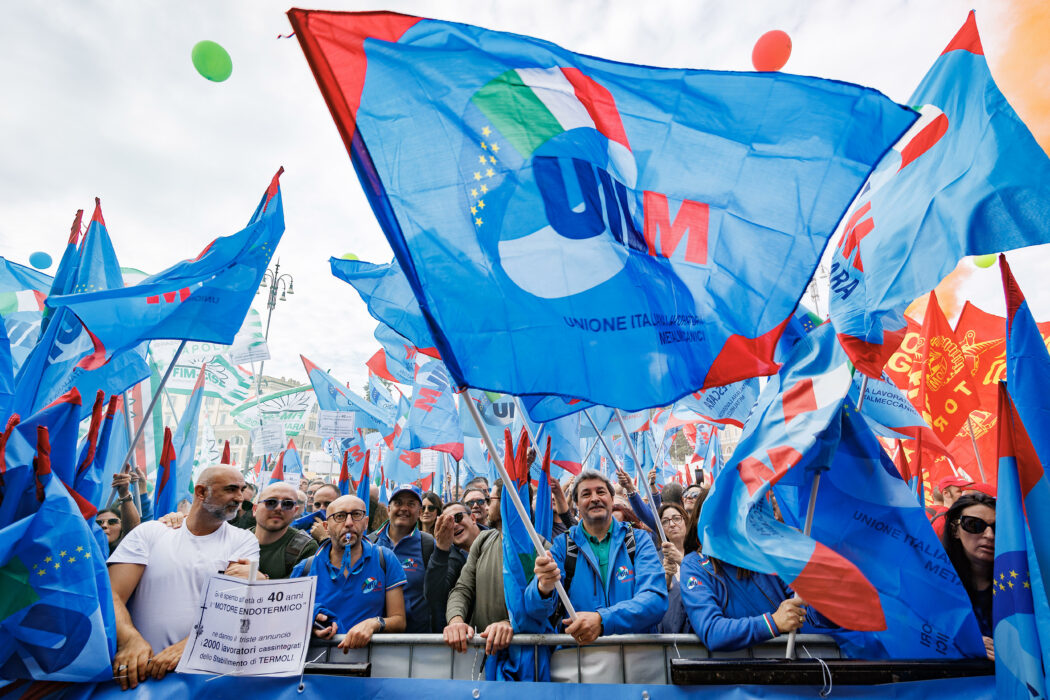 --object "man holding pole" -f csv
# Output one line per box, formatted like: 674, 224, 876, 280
526, 470, 667, 644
